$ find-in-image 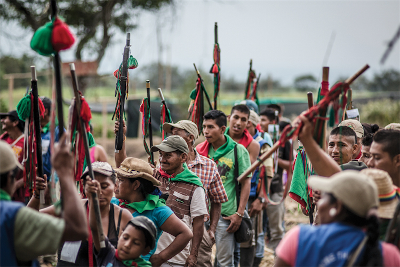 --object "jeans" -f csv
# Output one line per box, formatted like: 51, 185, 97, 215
255, 230, 265, 258
215, 216, 236, 267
